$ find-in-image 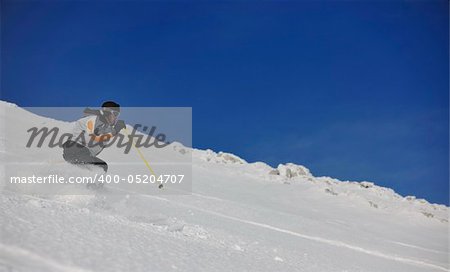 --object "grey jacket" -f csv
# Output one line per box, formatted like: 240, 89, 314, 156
72, 110, 117, 156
